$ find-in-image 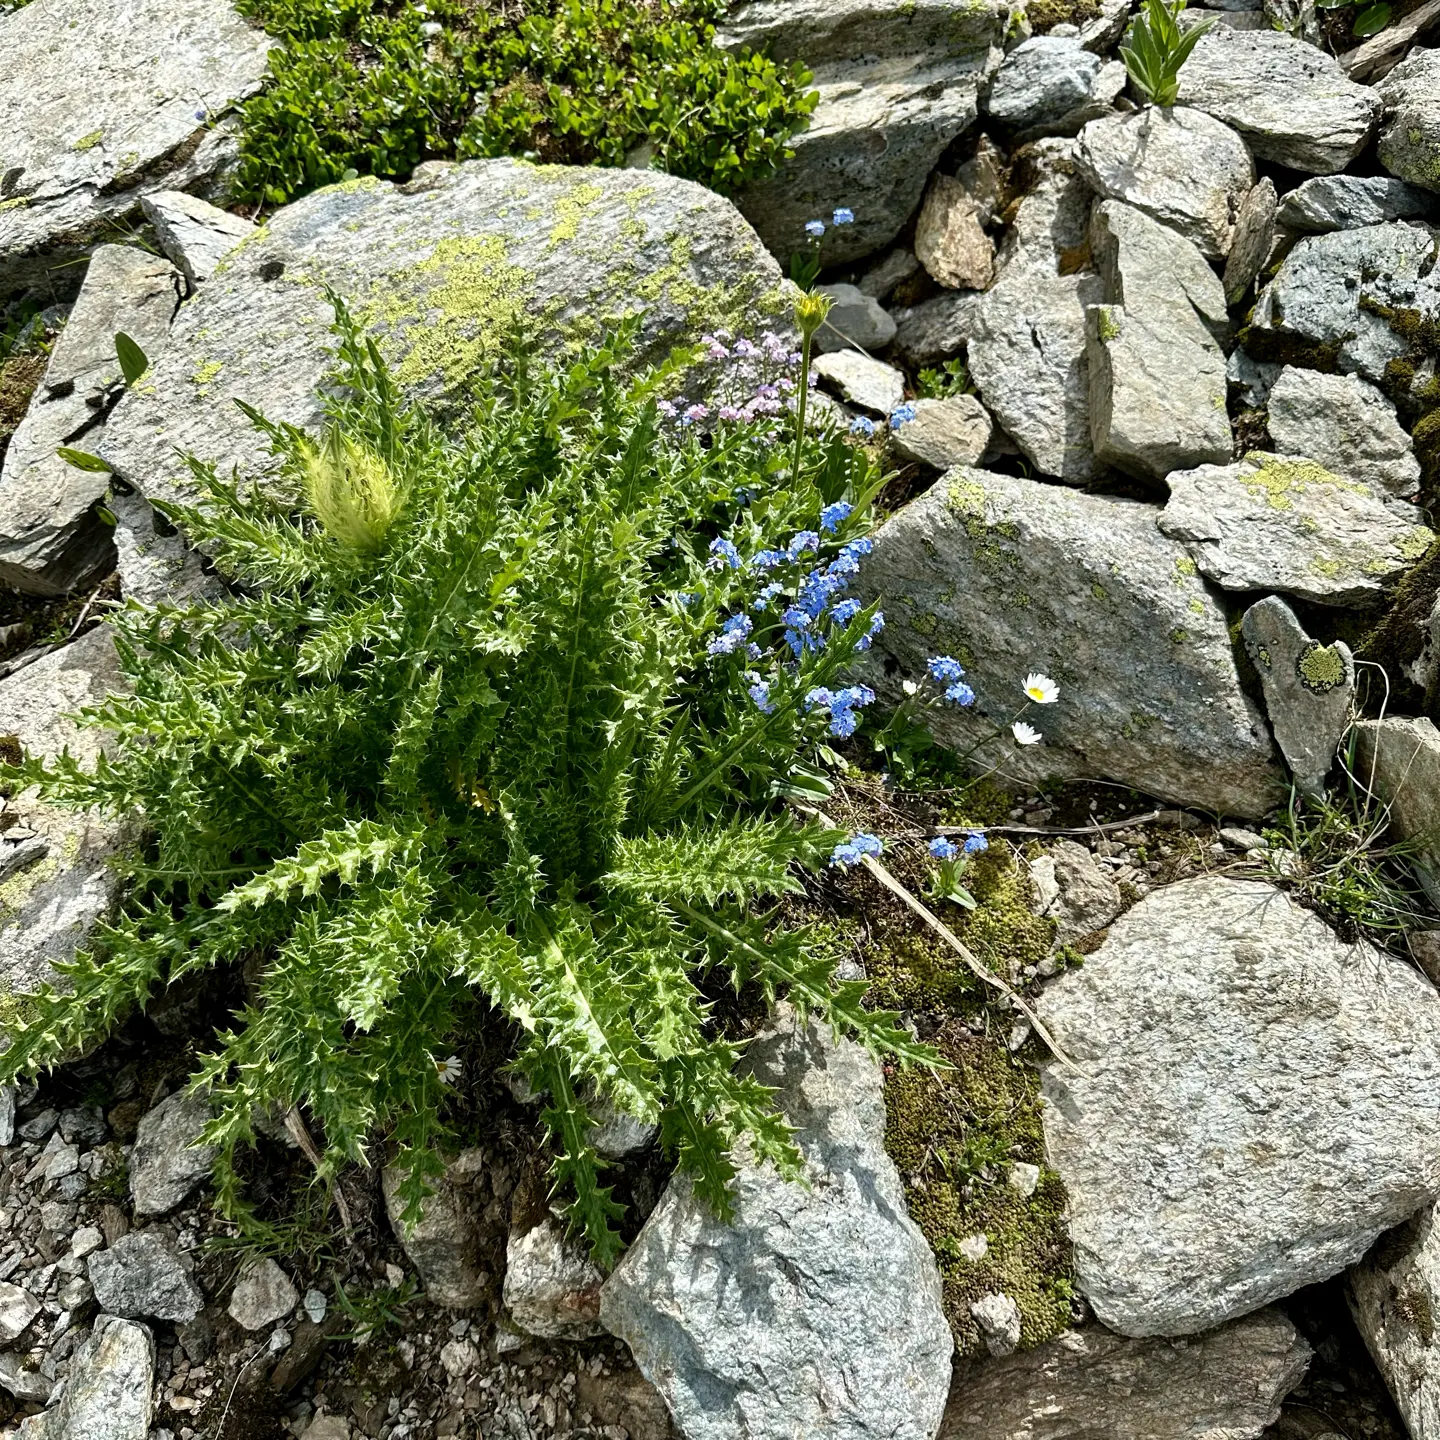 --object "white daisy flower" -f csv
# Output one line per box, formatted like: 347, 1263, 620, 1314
436, 1056, 463, 1085
1012, 720, 1043, 746
1022, 672, 1059, 705
902, 679, 919, 696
